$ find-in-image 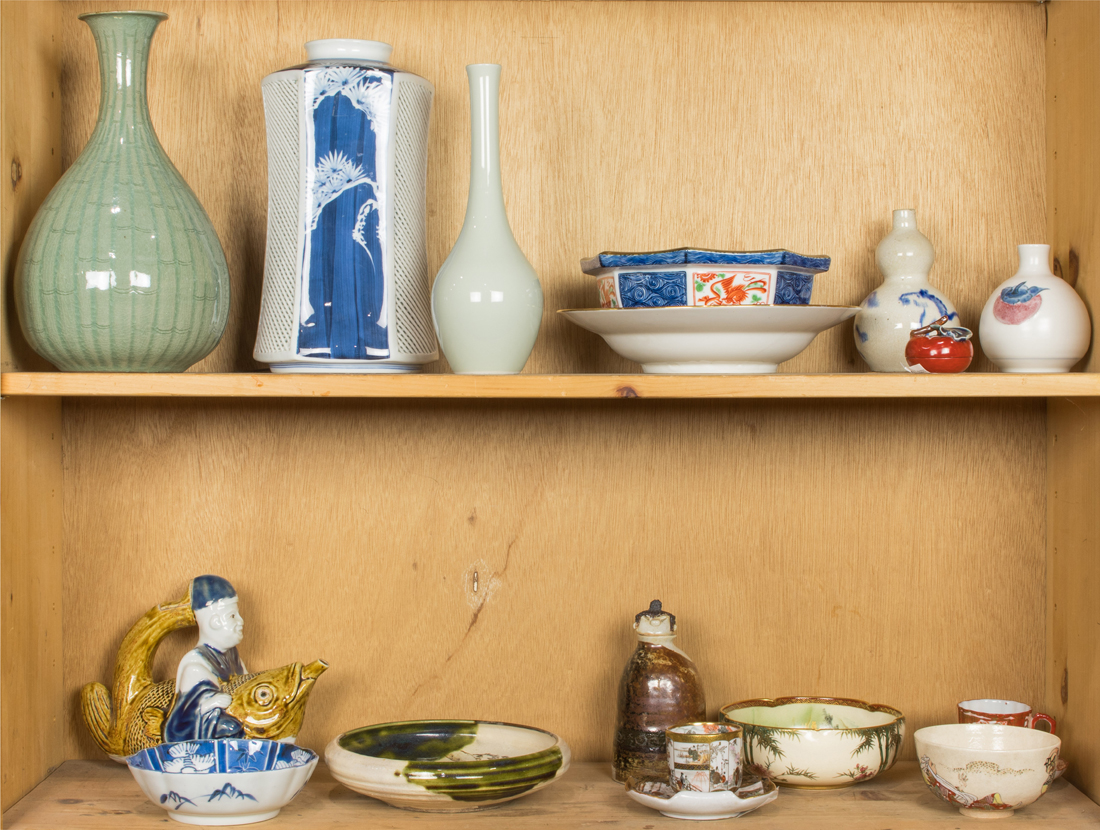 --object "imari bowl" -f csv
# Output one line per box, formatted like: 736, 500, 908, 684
325, 719, 571, 812
125, 739, 318, 825
719, 697, 905, 789
581, 248, 831, 309
915, 724, 1061, 819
